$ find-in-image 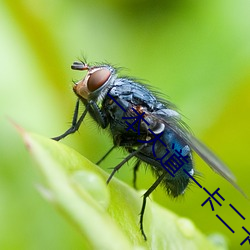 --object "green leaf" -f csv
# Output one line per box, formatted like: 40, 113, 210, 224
19, 128, 227, 250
